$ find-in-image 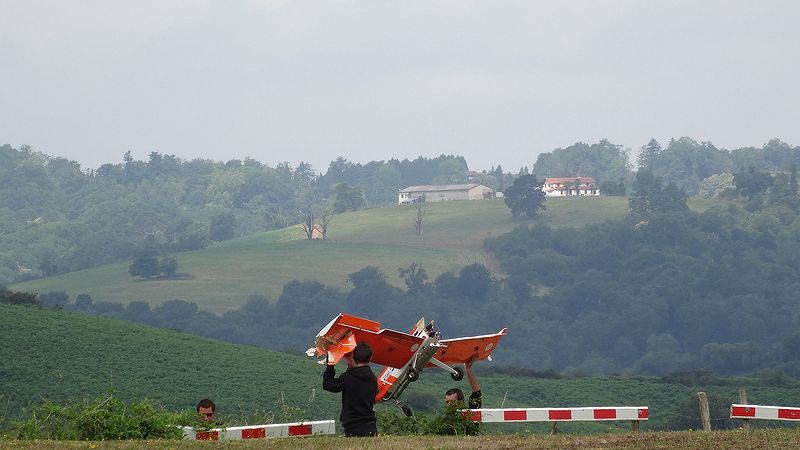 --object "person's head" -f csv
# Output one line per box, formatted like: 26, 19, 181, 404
444, 388, 465, 406
352, 342, 372, 365
196, 398, 216, 422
